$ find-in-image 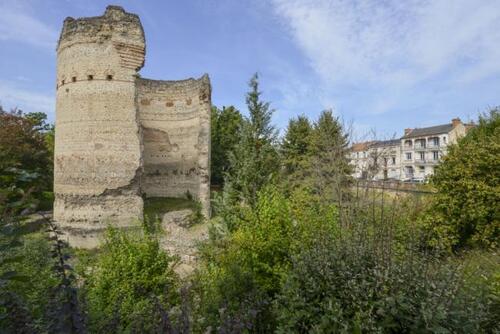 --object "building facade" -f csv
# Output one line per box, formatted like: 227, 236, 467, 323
350, 140, 401, 180
400, 118, 466, 180
350, 118, 468, 181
